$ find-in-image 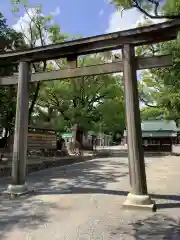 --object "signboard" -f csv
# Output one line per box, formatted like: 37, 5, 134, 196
27, 128, 57, 150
